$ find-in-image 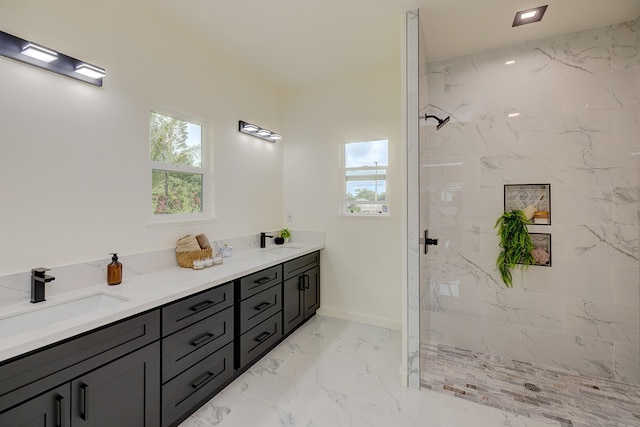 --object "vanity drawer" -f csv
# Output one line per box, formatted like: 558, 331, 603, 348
239, 284, 281, 334
239, 265, 282, 300
162, 342, 234, 427
283, 251, 319, 280
162, 306, 234, 383
162, 282, 233, 337
237, 312, 282, 369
